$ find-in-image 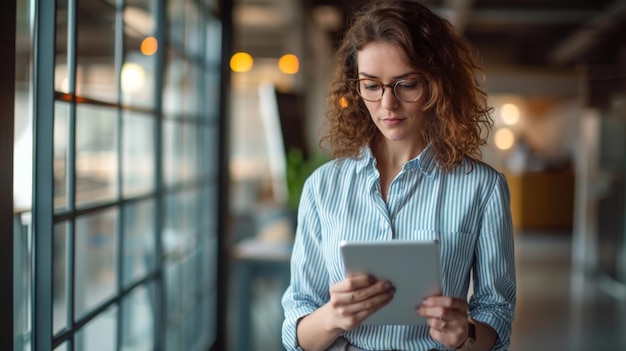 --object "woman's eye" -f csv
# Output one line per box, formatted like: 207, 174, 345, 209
363, 82, 381, 90
397, 81, 418, 89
